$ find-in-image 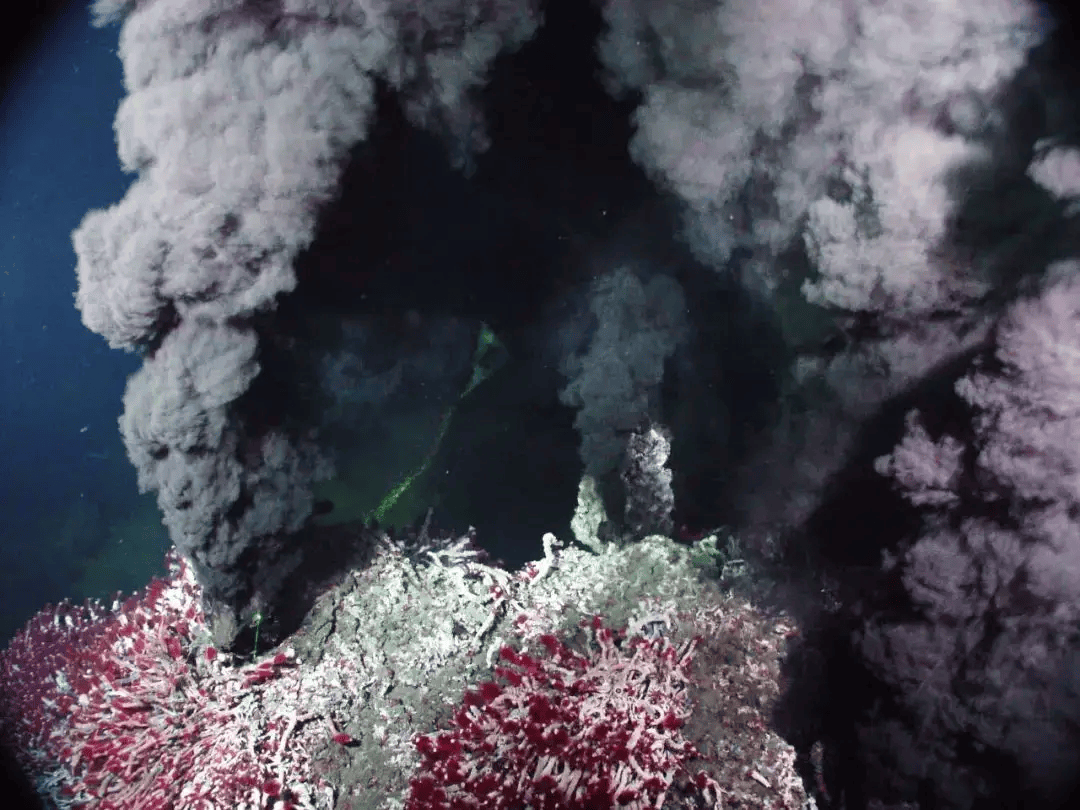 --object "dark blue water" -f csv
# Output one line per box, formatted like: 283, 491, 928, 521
0, 4, 159, 643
